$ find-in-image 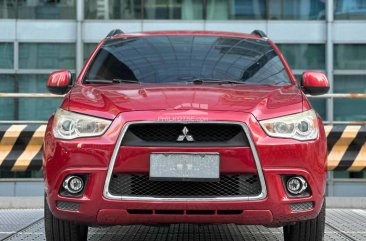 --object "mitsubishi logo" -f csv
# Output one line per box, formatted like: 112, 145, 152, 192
177, 126, 194, 142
